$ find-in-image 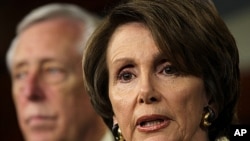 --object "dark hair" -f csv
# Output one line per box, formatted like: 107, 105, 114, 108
82, 0, 240, 140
